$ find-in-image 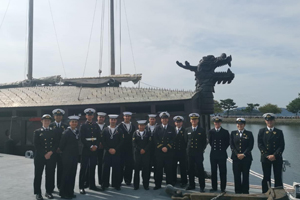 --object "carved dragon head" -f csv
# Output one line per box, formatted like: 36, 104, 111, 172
198, 53, 234, 84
